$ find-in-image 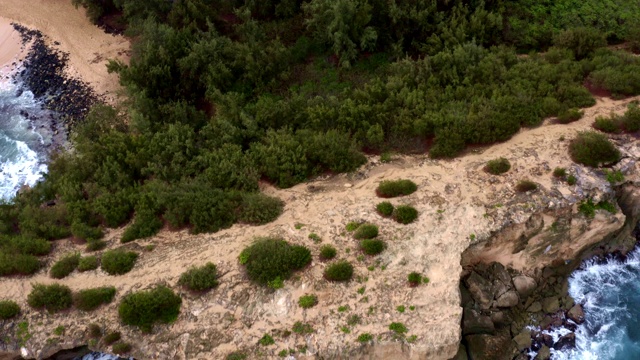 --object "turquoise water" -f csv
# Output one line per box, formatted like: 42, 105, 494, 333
554, 246, 640, 359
